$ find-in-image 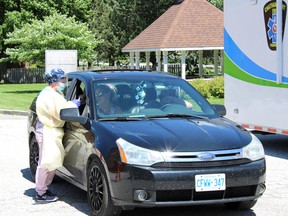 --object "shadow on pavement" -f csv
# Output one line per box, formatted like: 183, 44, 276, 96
121, 205, 256, 216
255, 133, 288, 160
21, 168, 34, 183
21, 167, 90, 215
24, 188, 36, 198
3, 90, 40, 94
